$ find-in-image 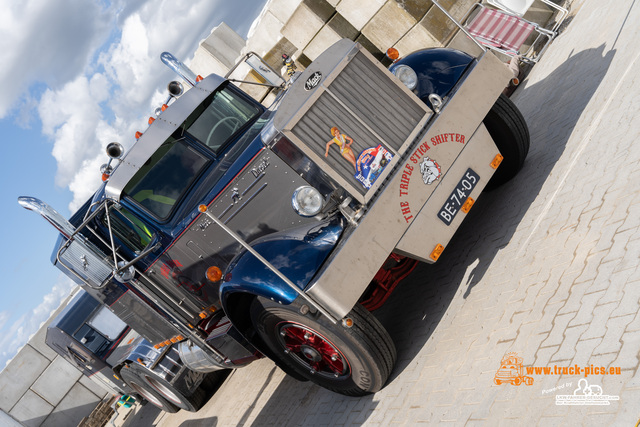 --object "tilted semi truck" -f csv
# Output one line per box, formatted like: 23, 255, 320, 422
20, 9, 529, 413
